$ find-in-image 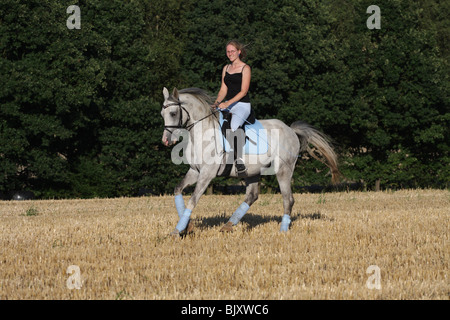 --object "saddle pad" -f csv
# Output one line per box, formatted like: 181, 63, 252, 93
218, 111, 269, 155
